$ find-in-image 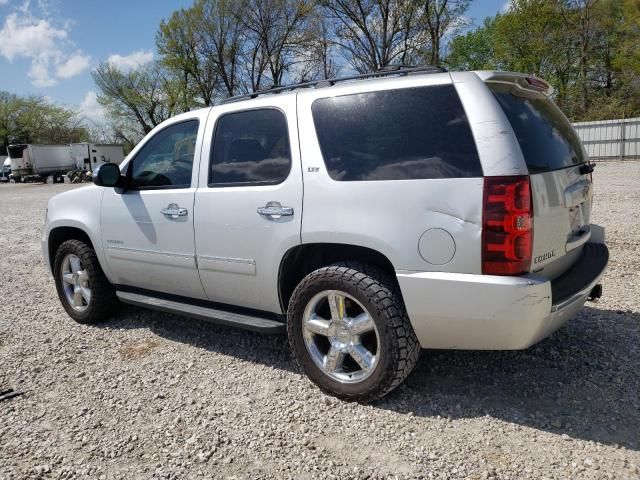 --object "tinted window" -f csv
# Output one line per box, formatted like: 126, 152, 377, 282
311, 85, 482, 181
489, 83, 585, 173
130, 120, 198, 188
210, 109, 291, 185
